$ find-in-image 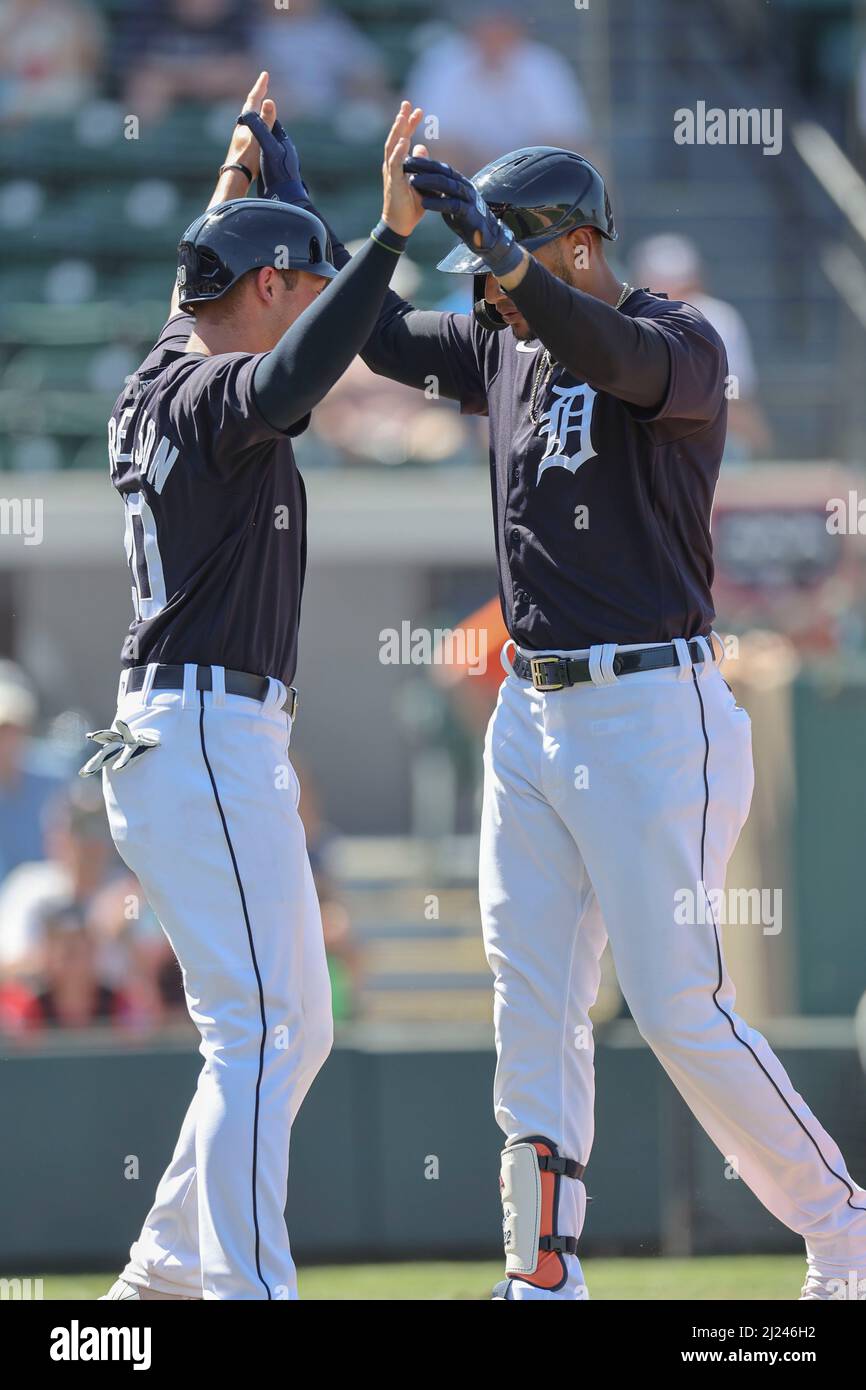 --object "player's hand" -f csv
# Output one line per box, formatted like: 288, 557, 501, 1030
222, 70, 277, 186
403, 155, 524, 277
237, 107, 308, 205
382, 101, 426, 237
